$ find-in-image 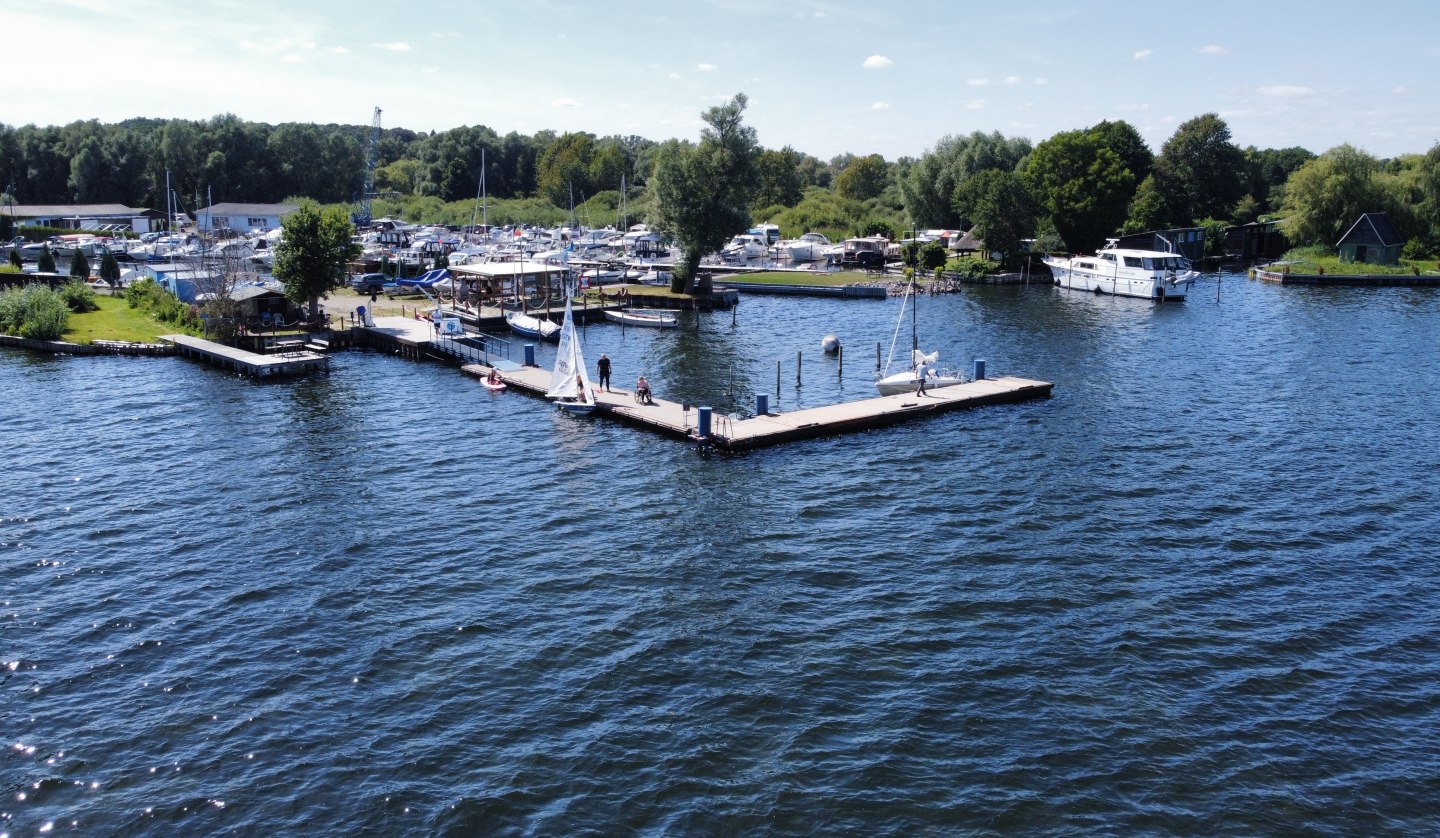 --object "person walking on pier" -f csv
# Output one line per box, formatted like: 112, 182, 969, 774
597, 354, 612, 392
